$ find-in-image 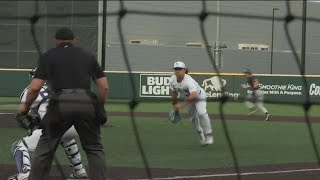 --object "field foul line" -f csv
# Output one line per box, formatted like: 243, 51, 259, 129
131, 168, 320, 180
0, 113, 13, 115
